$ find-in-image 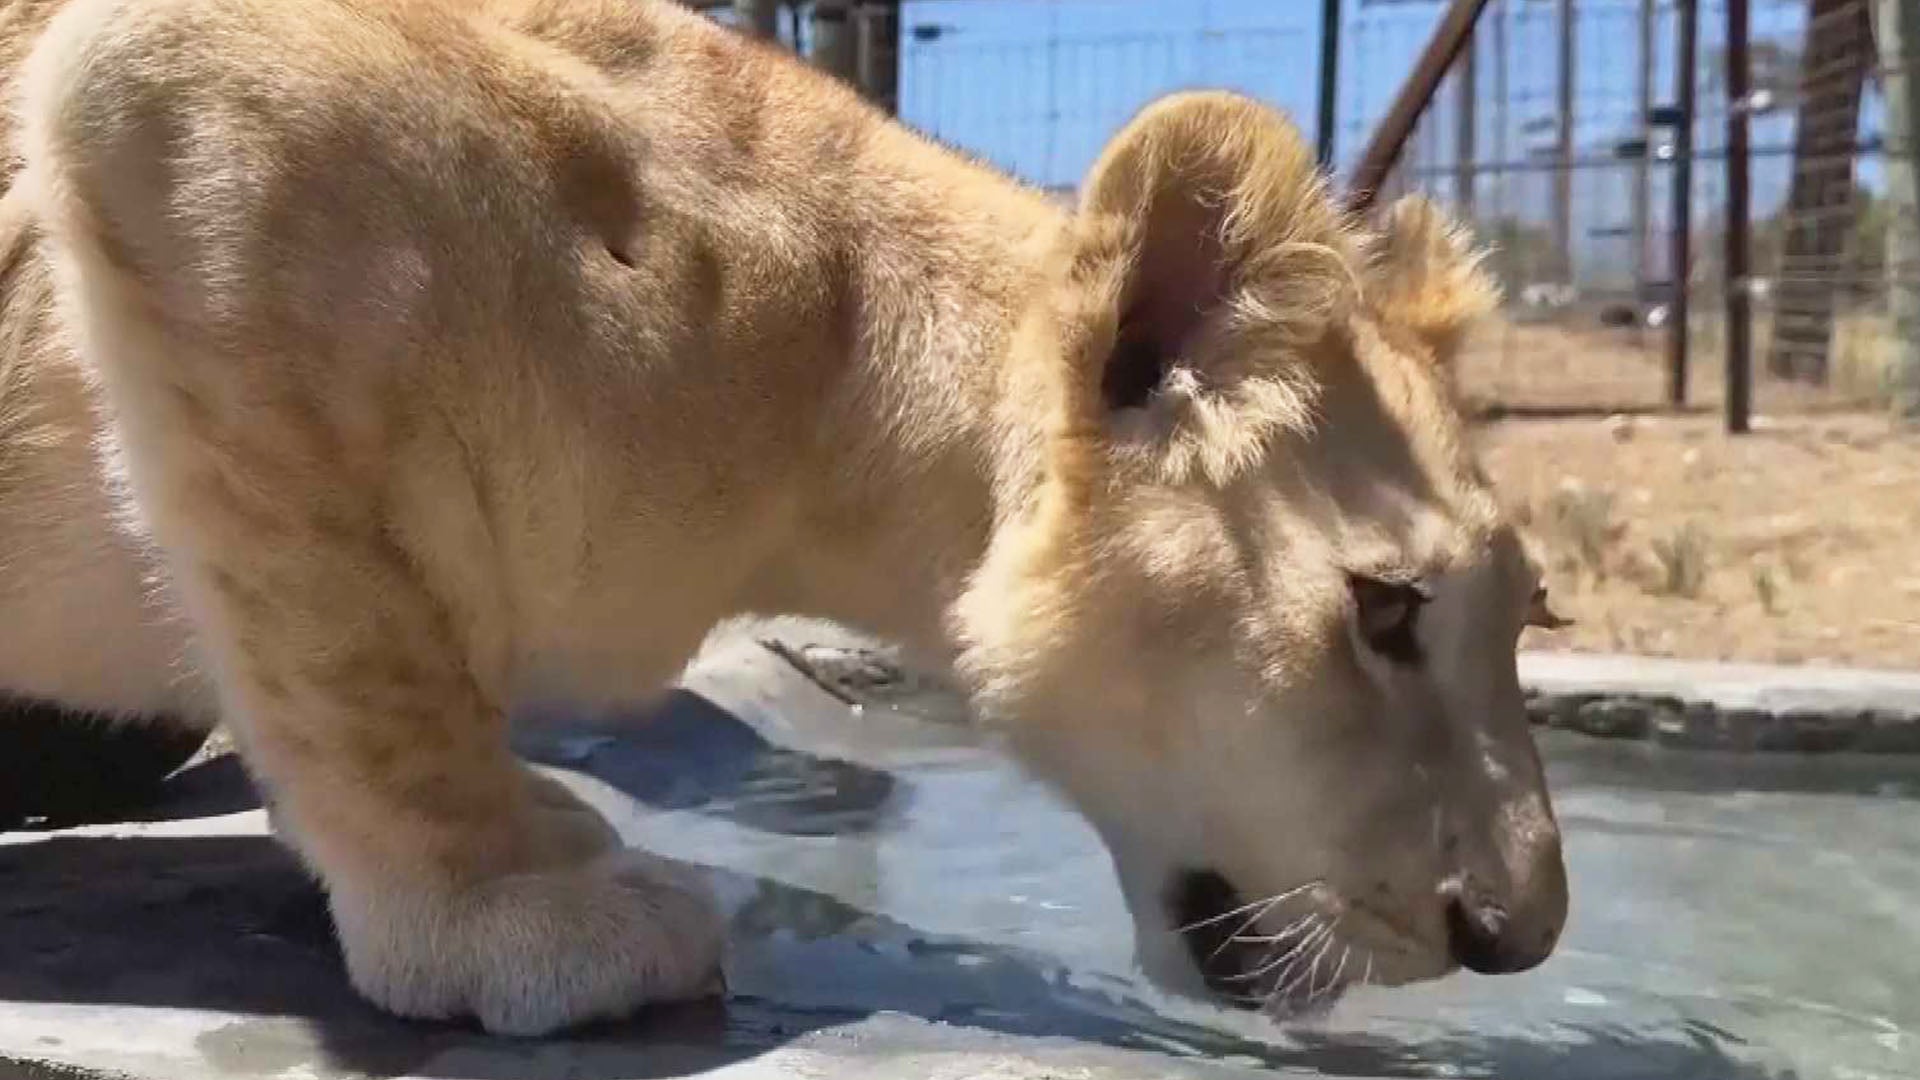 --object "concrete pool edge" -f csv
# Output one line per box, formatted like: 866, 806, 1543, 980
1519, 651, 1920, 754
747, 619, 1920, 756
